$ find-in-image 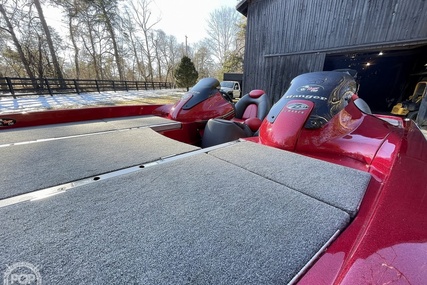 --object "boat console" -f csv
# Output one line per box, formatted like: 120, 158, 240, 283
167, 77, 235, 122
